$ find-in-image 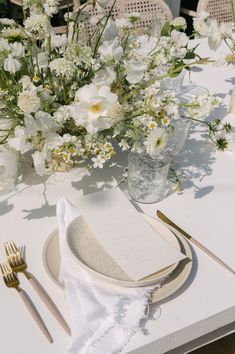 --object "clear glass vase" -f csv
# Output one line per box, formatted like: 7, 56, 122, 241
164, 119, 191, 160
0, 145, 22, 195
128, 152, 170, 204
